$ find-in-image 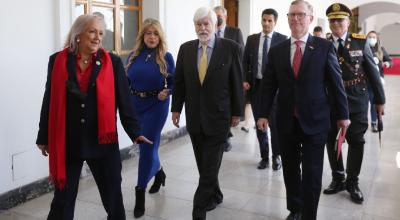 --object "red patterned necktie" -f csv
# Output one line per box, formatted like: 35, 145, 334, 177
292, 40, 303, 78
